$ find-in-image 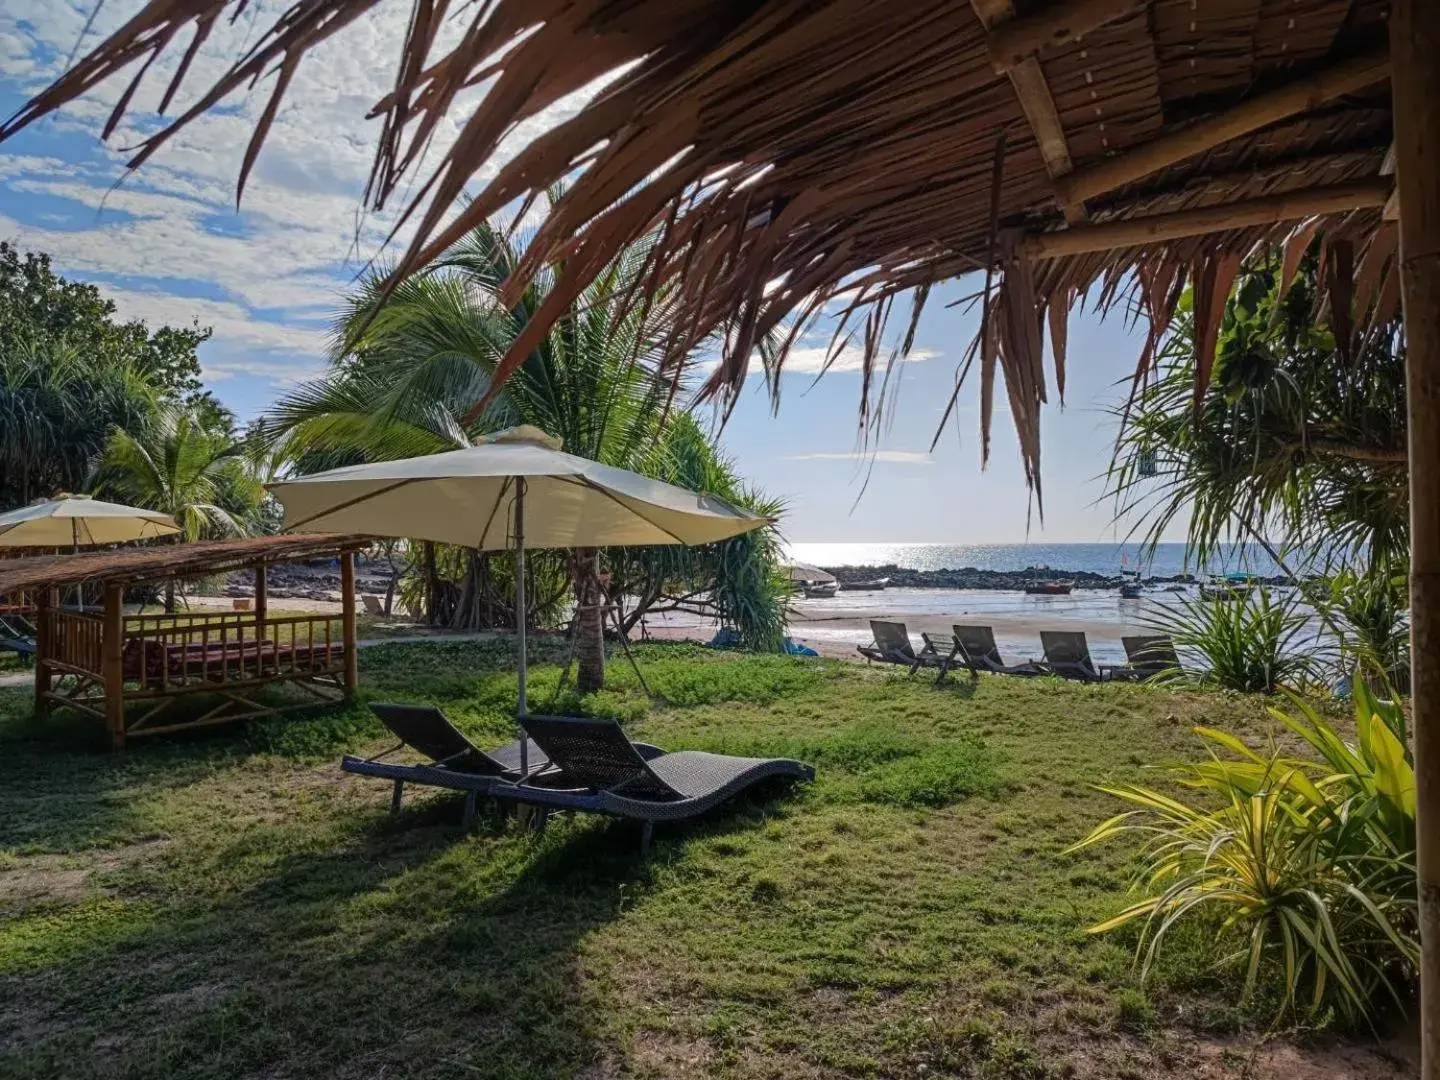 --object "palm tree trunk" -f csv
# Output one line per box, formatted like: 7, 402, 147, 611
573, 547, 605, 692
